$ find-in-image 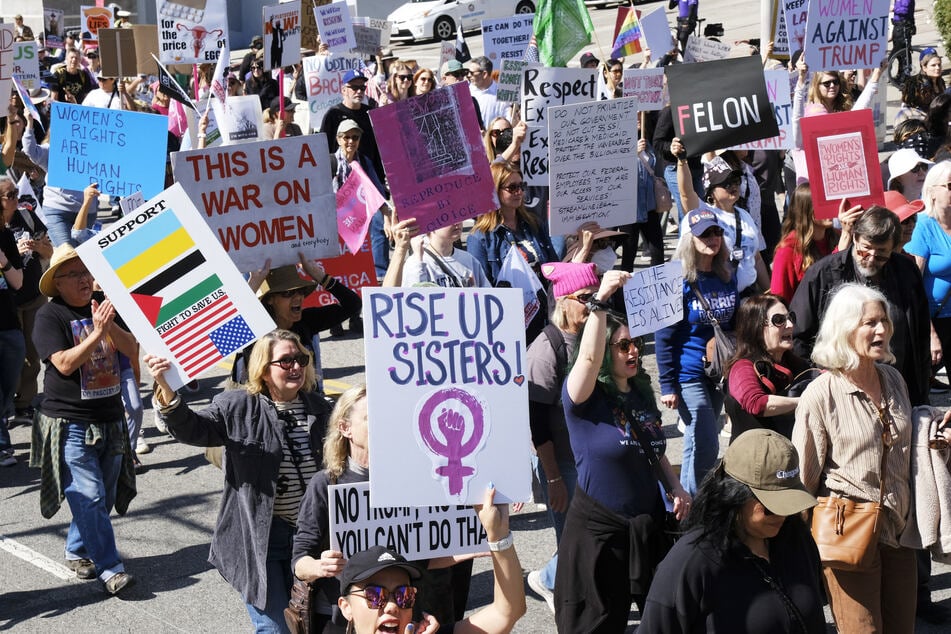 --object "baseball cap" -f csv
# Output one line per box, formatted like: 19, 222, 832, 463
887, 148, 933, 188
269, 96, 297, 111
883, 190, 925, 223
703, 156, 741, 192
342, 69, 366, 85
337, 120, 363, 136
339, 546, 422, 595
580, 52, 599, 67
724, 429, 818, 516
685, 206, 719, 236
440, 59, 464, 76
